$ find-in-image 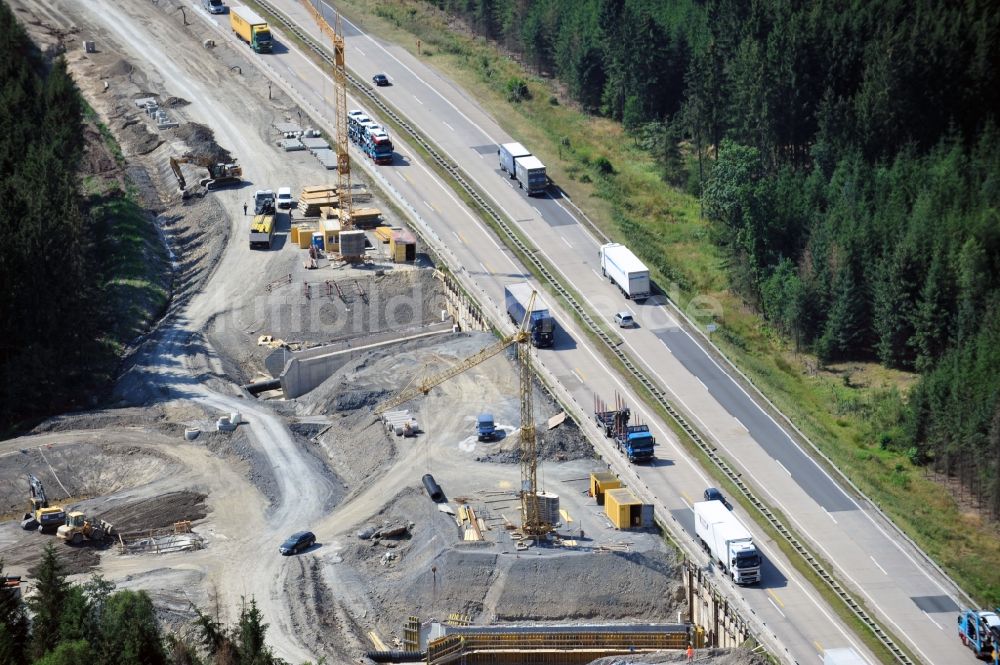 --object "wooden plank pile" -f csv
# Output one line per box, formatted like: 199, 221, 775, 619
299, 185, 338, 218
